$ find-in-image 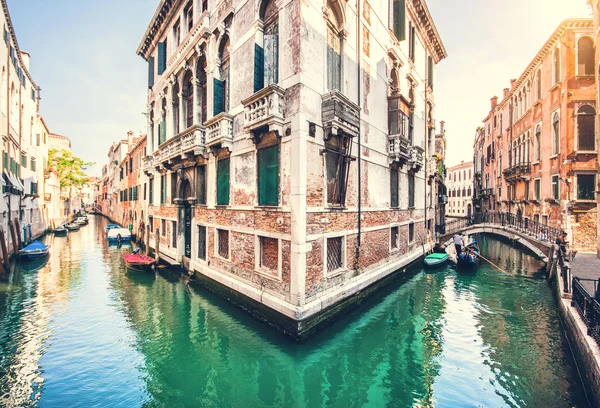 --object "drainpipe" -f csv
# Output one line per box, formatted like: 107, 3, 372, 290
424, 58, 429, 239
356, 0, 362, 257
